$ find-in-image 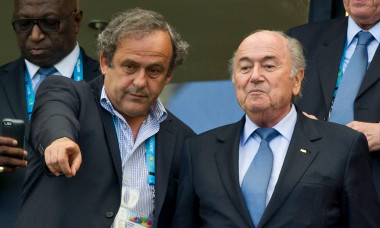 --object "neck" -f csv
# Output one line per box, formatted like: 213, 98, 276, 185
123, 114, 148, 142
